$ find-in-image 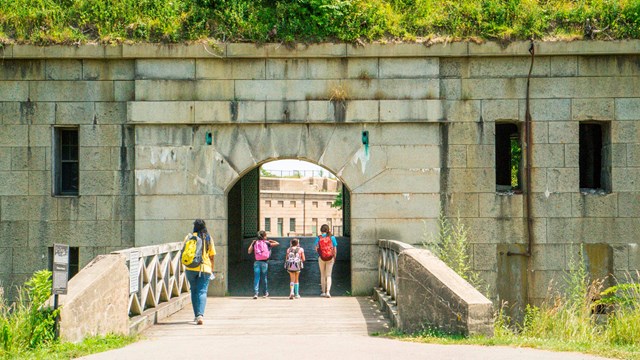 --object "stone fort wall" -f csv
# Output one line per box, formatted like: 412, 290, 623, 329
0, 41, 638, 305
